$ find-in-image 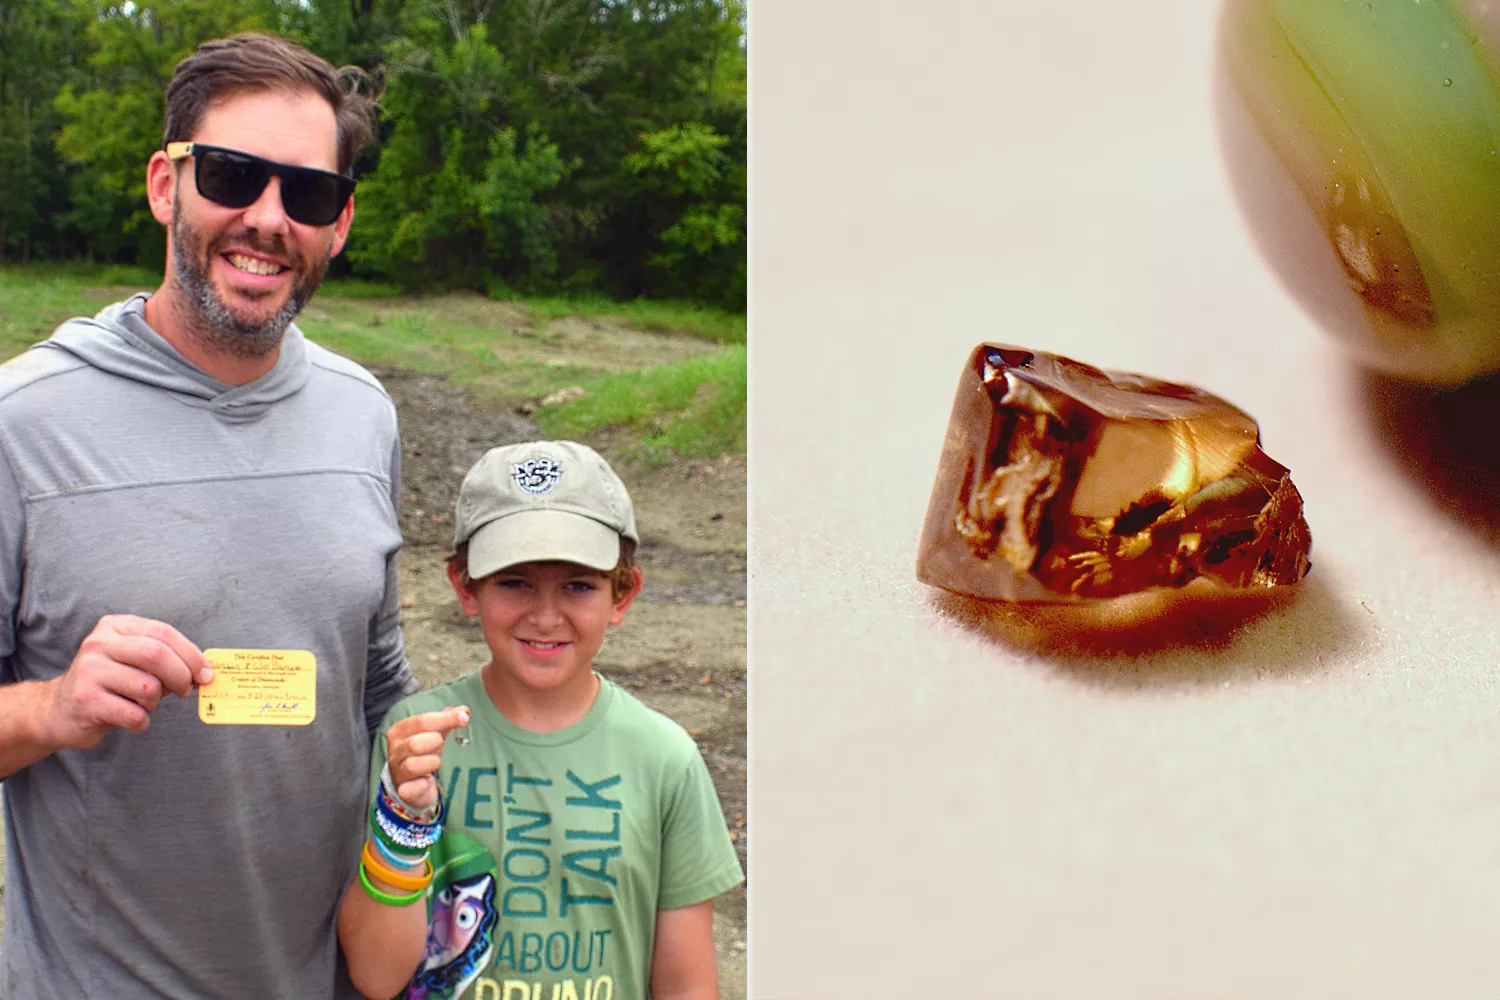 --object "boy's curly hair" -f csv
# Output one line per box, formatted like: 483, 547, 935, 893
447, 538, 639, 600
